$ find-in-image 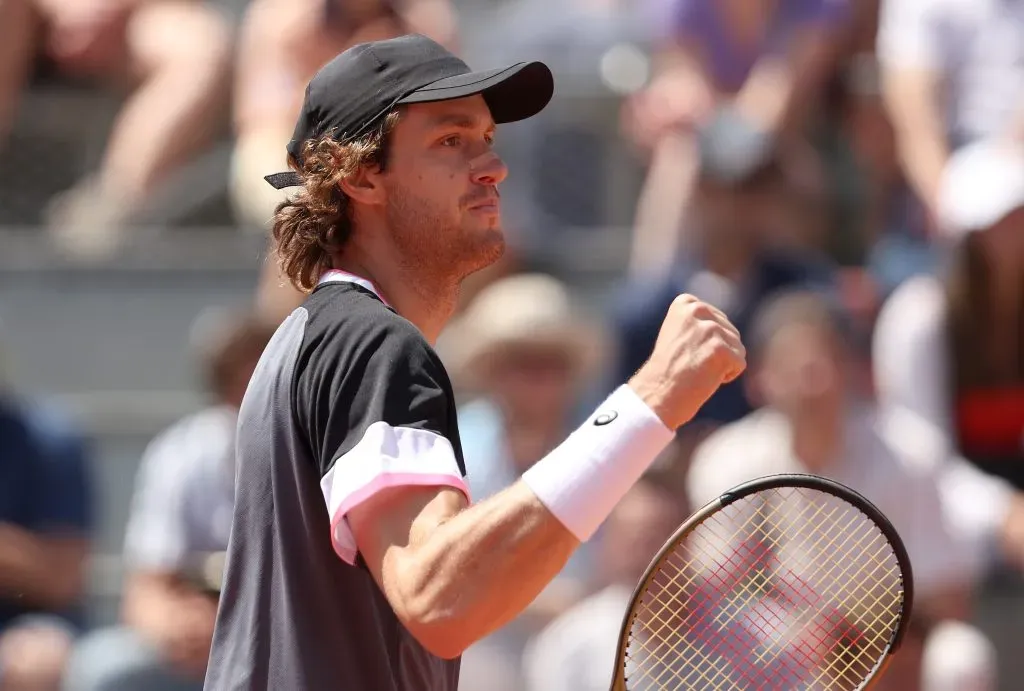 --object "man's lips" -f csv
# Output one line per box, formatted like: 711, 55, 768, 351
466, 196, 500, 212
465, 188, 501, 212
